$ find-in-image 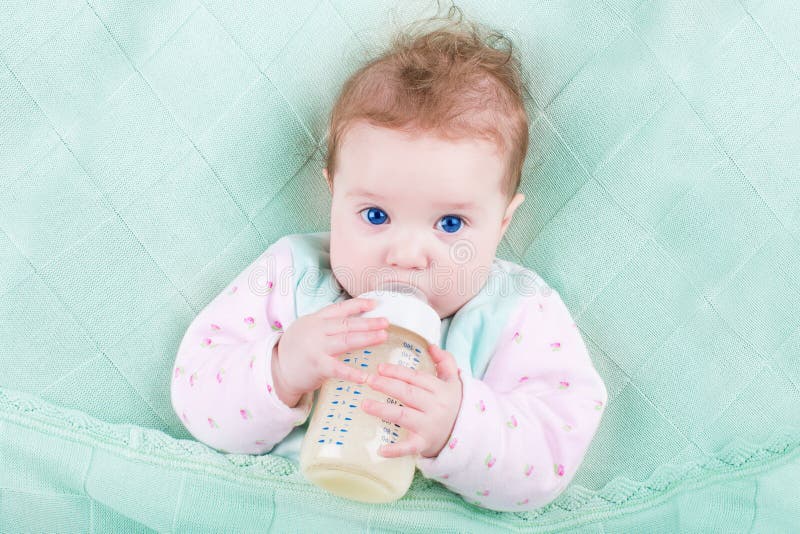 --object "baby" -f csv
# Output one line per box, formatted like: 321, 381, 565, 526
171, 10, 607, 512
